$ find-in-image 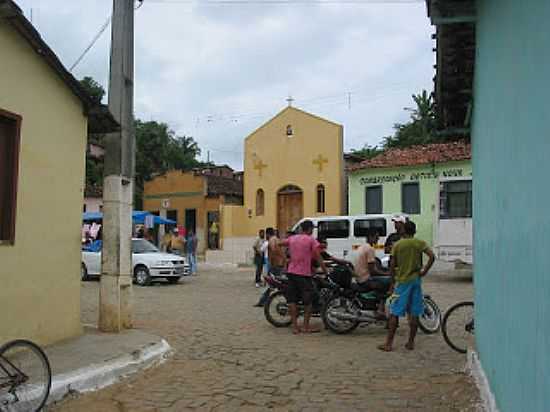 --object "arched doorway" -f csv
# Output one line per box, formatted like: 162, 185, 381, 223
277, 185, 303, 234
